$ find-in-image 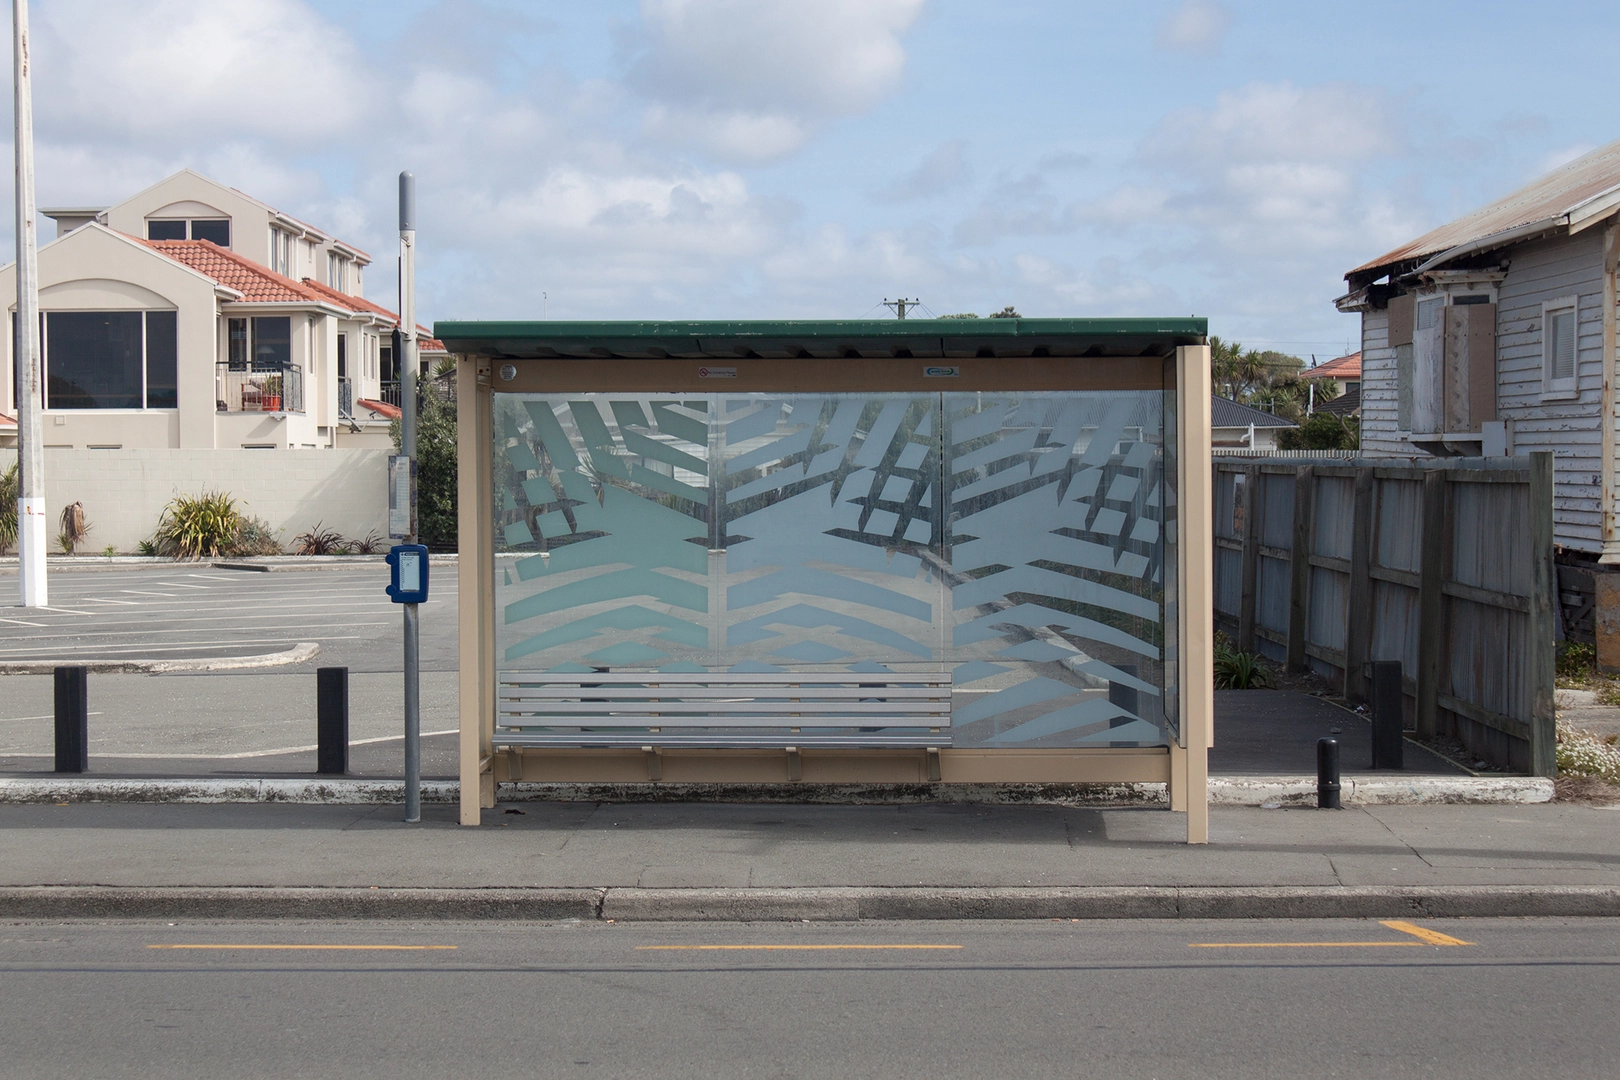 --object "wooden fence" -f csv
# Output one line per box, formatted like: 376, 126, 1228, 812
1212, 453, 1555, 776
